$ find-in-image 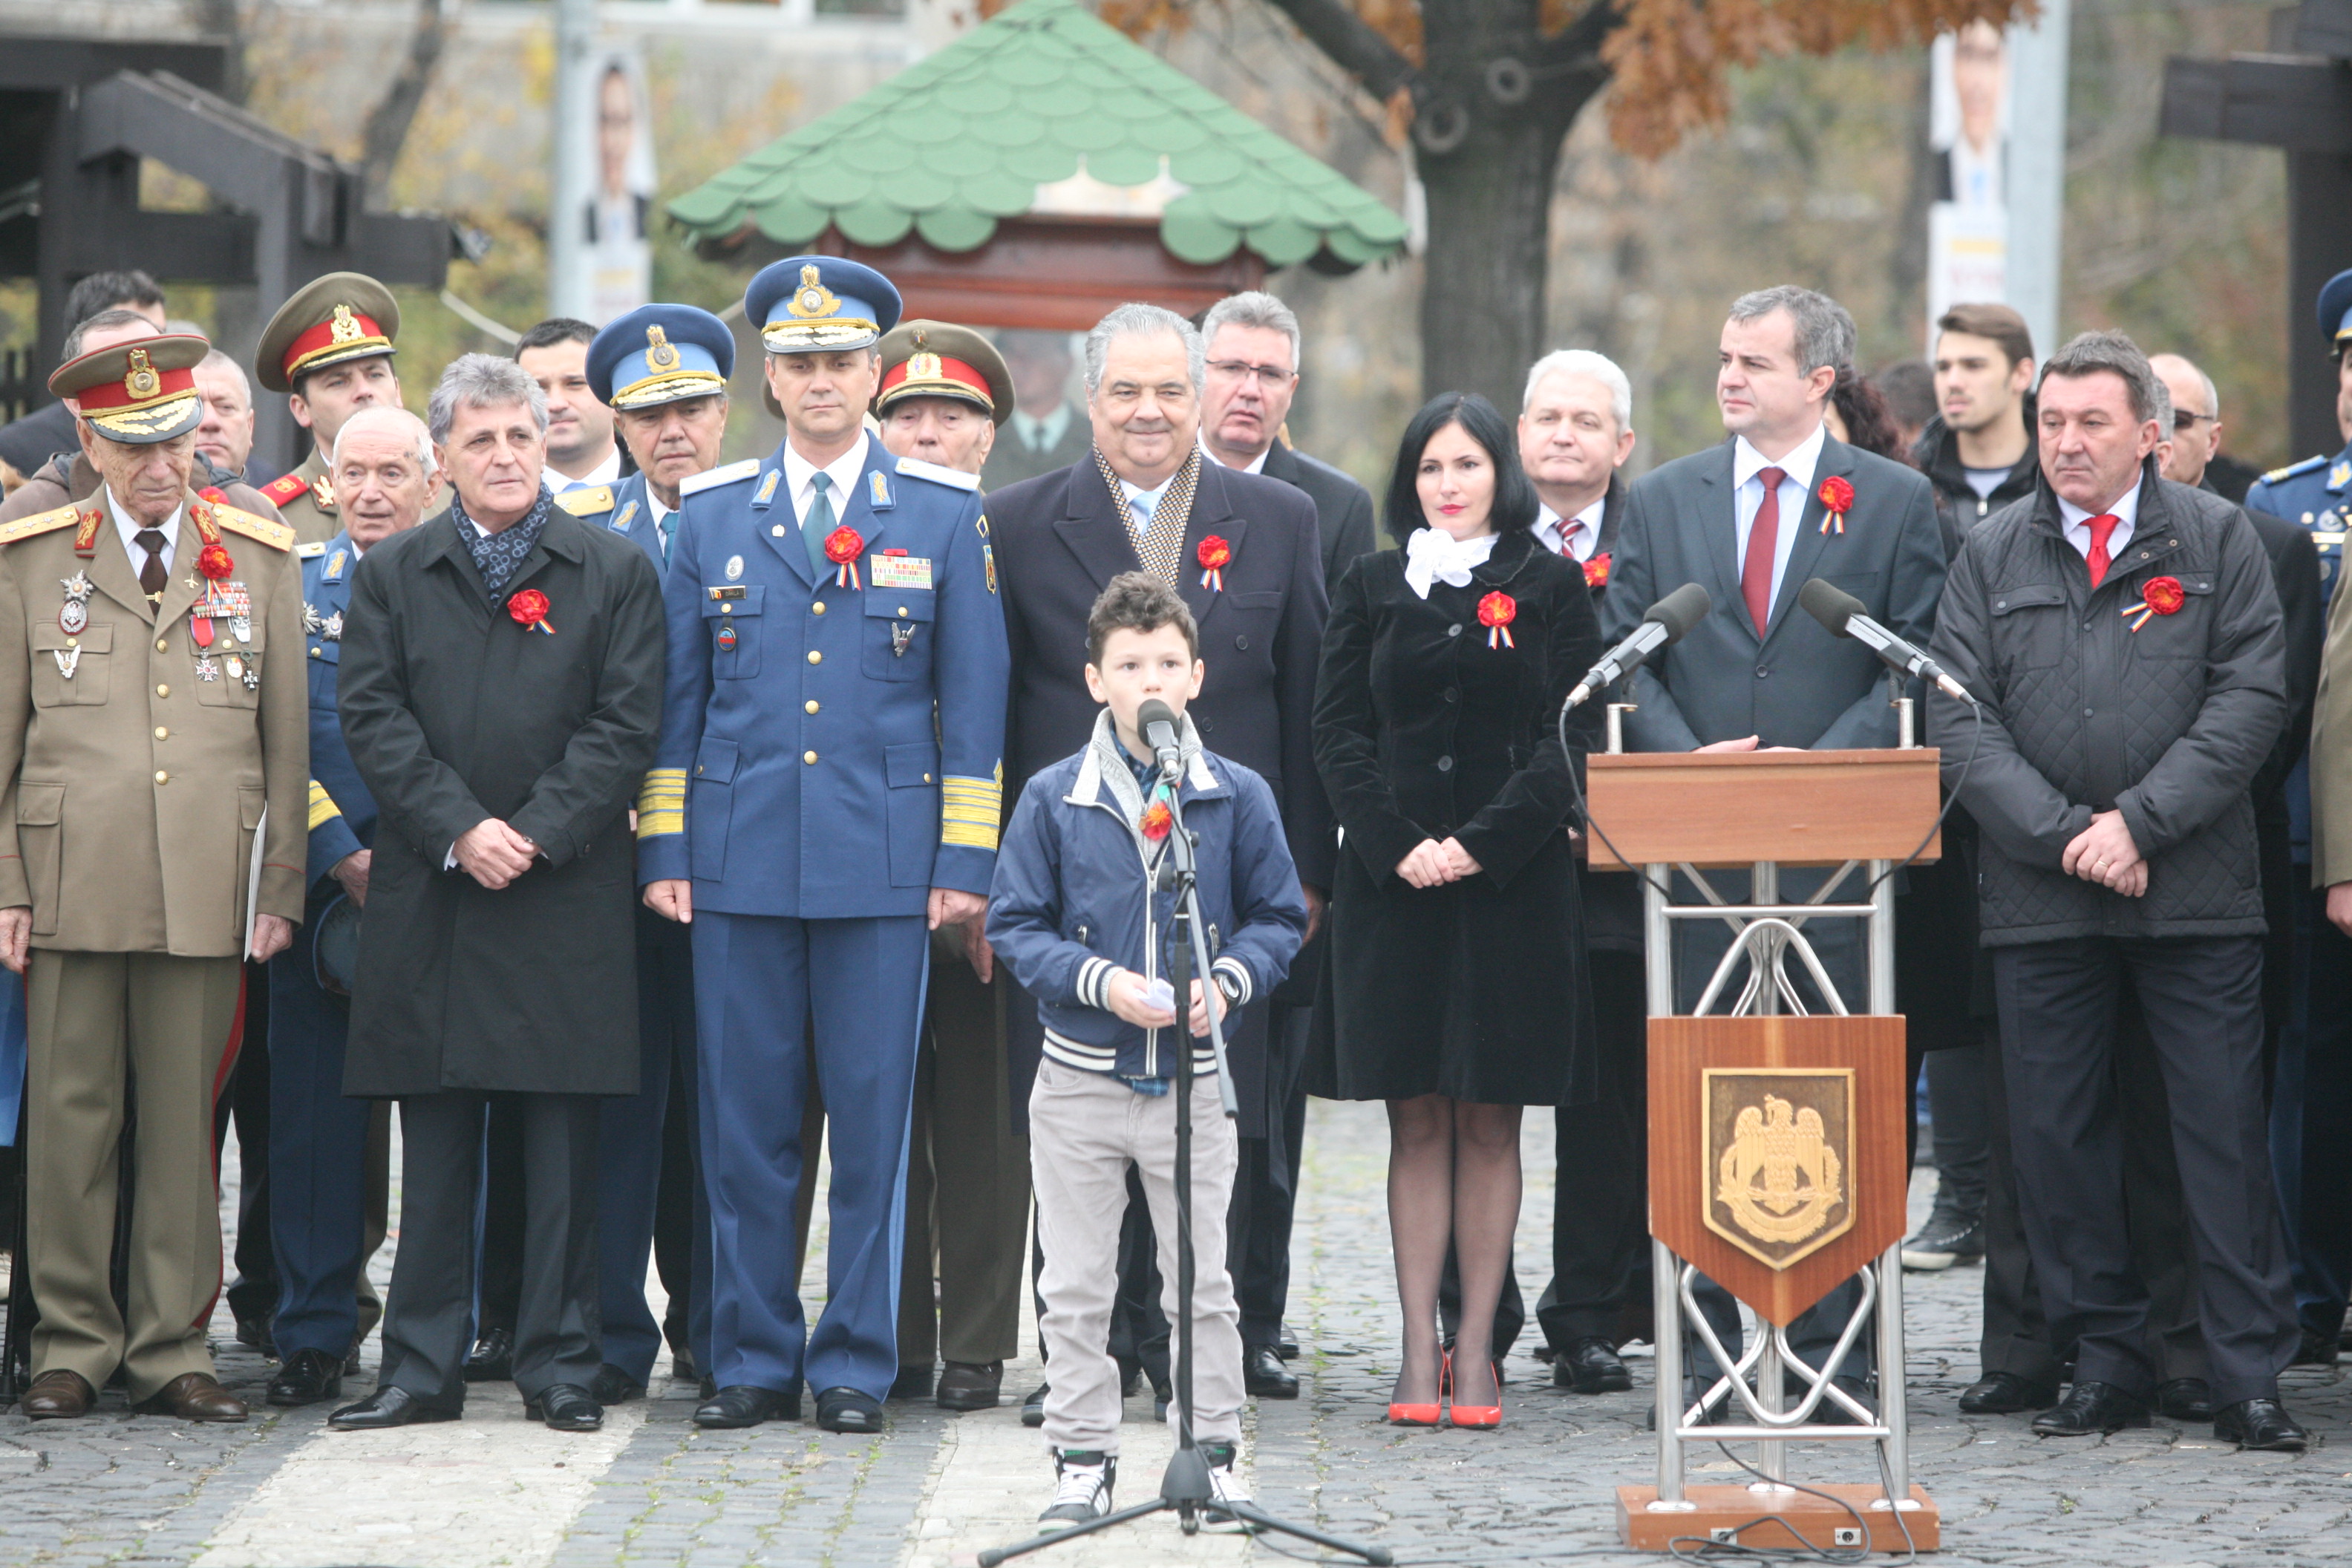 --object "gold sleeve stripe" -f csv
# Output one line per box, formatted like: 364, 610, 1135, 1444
941, 820, 1000, 852
307, 779, 342, 831
638, 768, 687, 840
